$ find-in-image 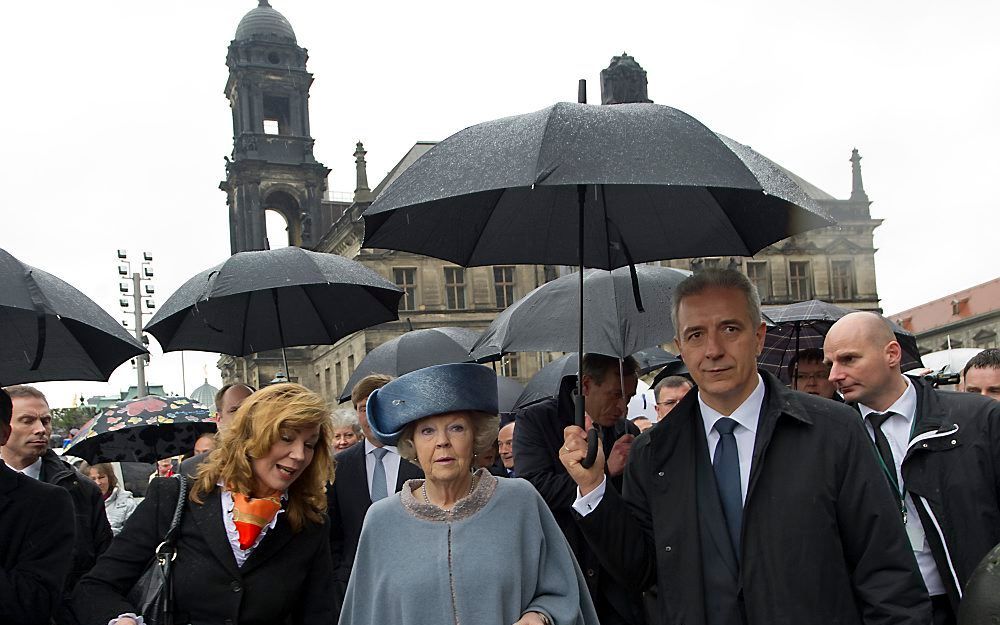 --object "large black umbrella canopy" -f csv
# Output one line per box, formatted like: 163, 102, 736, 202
470, 265, 689, 361
337, 327, 482, 402
146, 247, 403, 361
363, 101, 835, 467
363, 102, 833, 269
759, 299, 924, 383
0, 248, 147, 384
64, 395, 215, 464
